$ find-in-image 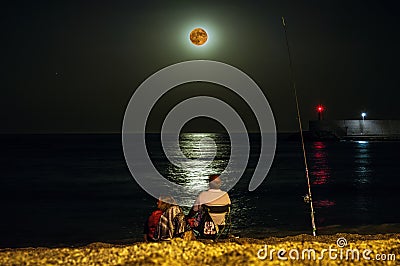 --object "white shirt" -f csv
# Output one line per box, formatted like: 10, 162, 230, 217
193, 189, 231, 225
